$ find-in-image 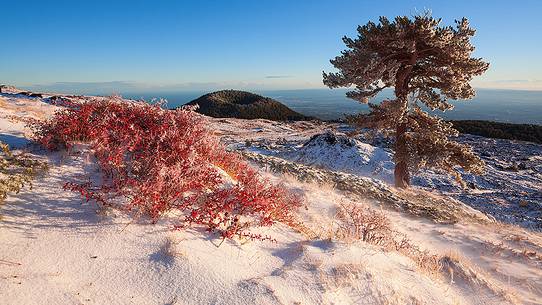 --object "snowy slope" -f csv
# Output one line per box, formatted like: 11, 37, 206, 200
254, 131, 542, 230
1, 91, 541, 305
283, 131, 395, 183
